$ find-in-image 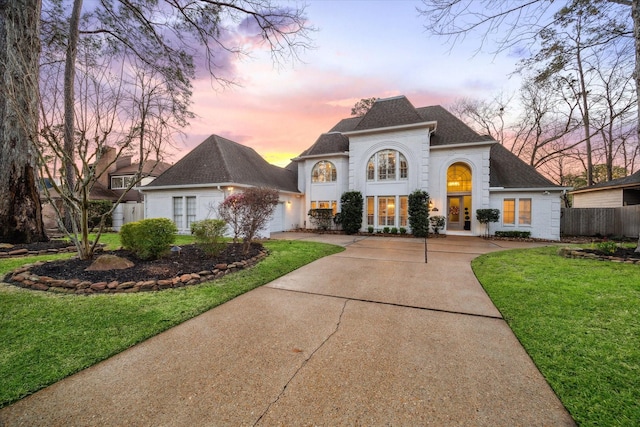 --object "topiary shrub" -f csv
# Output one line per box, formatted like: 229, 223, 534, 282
120, 218, 177, 260
337, 191, 364, 234
191, 219, 227, 256
408, 190, 430, 238
476, 209, 500, 237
